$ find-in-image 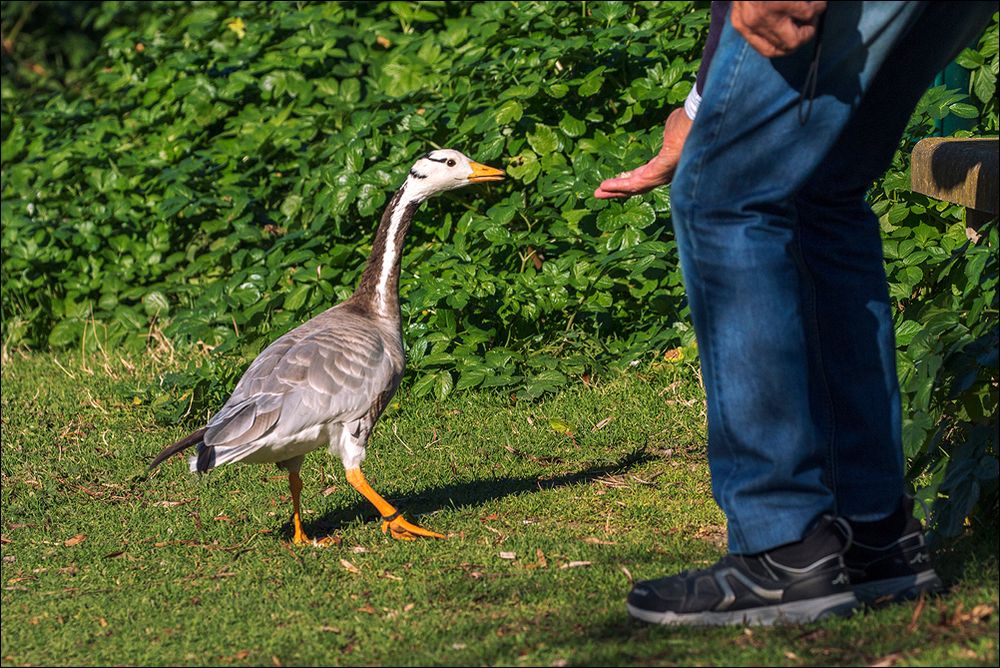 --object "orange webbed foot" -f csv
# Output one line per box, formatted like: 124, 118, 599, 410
382, 513, 446, 541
